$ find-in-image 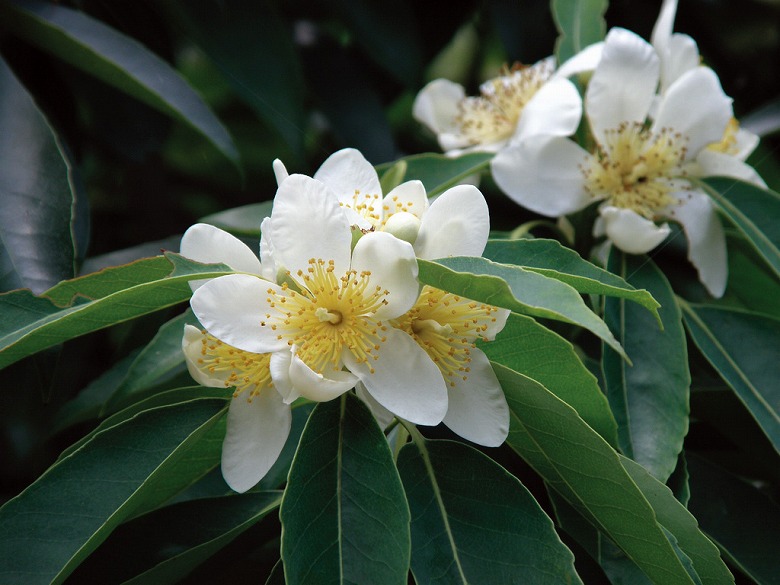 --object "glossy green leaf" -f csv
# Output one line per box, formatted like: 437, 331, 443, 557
696, 177, 780, 279
603, 252, 690, 481
0, 0, 239, 164
551, 0, 607, 63
497, 363, 697, 585
418, 257, 625, 357
0, 254, 234, 370
379, 159, 408, 195
687, 454, 780, 584
199, 201, 274, 238
280, 393, 410, 585
681, 303, 780, 453
397, 437, 582, 585
71, 491, 282, 584
0, 398, 228, 585
0, 56, 75, 294
483, 238, 661, 319
375, 152, 493, 197
723, 232, 780, 319
481, 312, 617, 445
